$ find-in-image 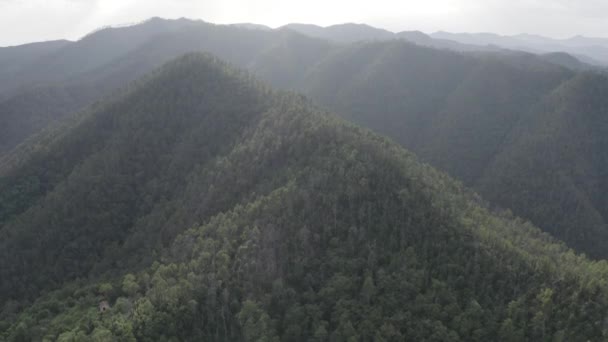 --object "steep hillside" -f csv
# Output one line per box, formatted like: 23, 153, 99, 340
2, 53, 608, 342
300, 41, 569, 184
477, 72, 608, 256
0, 84, 103, 157
0, 54, 273, 302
